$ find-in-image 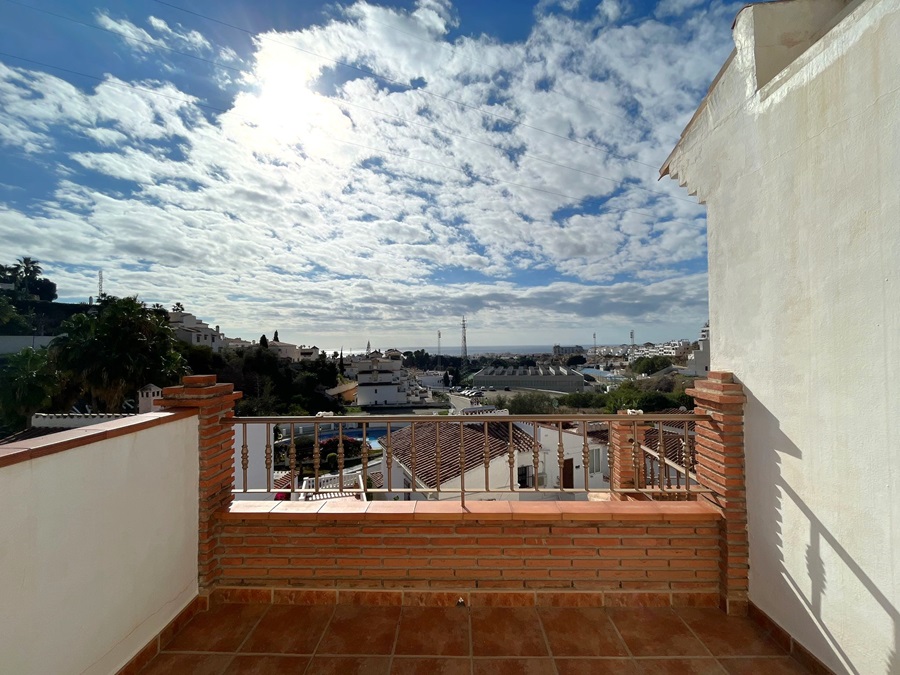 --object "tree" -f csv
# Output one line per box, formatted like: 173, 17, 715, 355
51, 296, 186, 412
566, 354, 587, 367
631, 355, 673, 375
273, 330, 280, 342
0, 296, 31, 335
259, 334, 269, 348
0, 348, 56, 430
171, 302, 184, 312
30, 277, 57, 302
13, 257, 42, 287
442, 371, 450, 387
